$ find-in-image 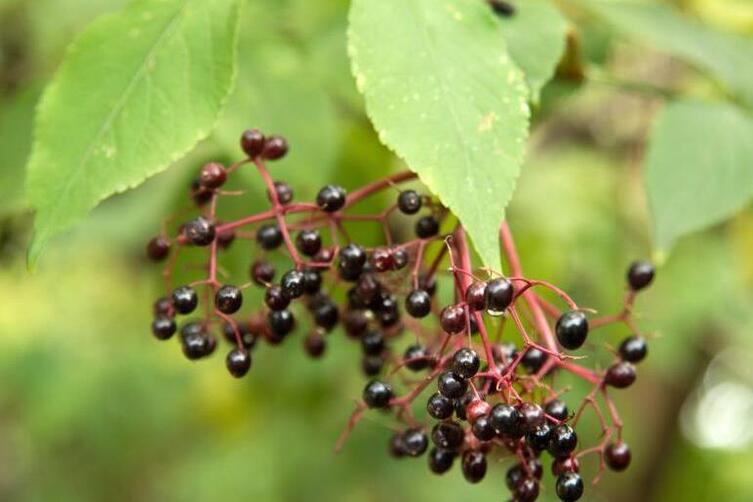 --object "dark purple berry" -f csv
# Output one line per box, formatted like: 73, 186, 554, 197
514, 478, 540, 502
555, 311, 589, 350
280, 269, 305, 300
440, 305, 466, 334
431, 421, 464, 450
462, 450, 487, 483
526, 423, 552, 452
296, 229, 322, 256
545, 399, 569, 422
452, 348, 480, 379
363, 380, 393, 408
256, 224, 283, 250
261, 135, 288, 160
267, 309, 295, 337
404, 344, 431, 371
521, 347, 547, 373
215, 285, 243, 314
427, 392, 454, 419
605, 361, 637, 388
316, 184, 347, 212
185, 217, 216, 246
490, 403, 524, 438
485, 278, 513, 314
437, 371, 468, 399
627, 260, 655, 291
519, 403, 545, 432
397, 190, 422, 214
428, 448, 455, 474
251, 260, 275, 285
402, 428, 429, 457
392, 249, 409, 270
362, 355, 385, 376
471, 415, 496, 441
556, 472, 584, 501
619, 335, 648, 363
240, 128, 265, 157
301, 268, 322, 295
465, 282, 487, 311
405, 289, 432, 318
268, 180, 293, 205
151, 316, 176, 340
338, 244, 367, 281
199, 162, 226, 189
265, 285, 290, 311
415, 215, 439, 238
146, 236, 170, 261
226, 348, 251, 377
313, 301, 339, 331
548, 424, 578, 458
172, 286, 198, 314
361, 330, 385, 356
605, 441, 631, 471
304, 331, 326, 358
